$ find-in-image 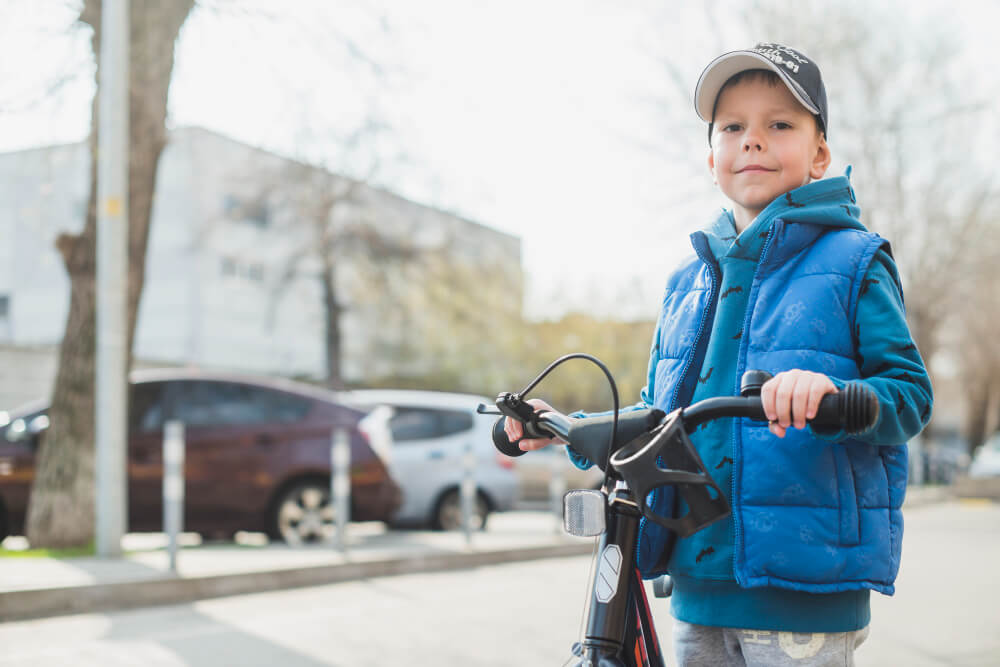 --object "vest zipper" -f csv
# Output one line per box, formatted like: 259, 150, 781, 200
638, 233, 720, 575
731, 223, 778, 586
